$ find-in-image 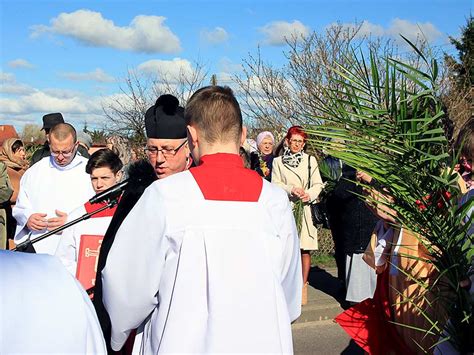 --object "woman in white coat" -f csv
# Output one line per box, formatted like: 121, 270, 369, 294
272, 125, 323, 305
